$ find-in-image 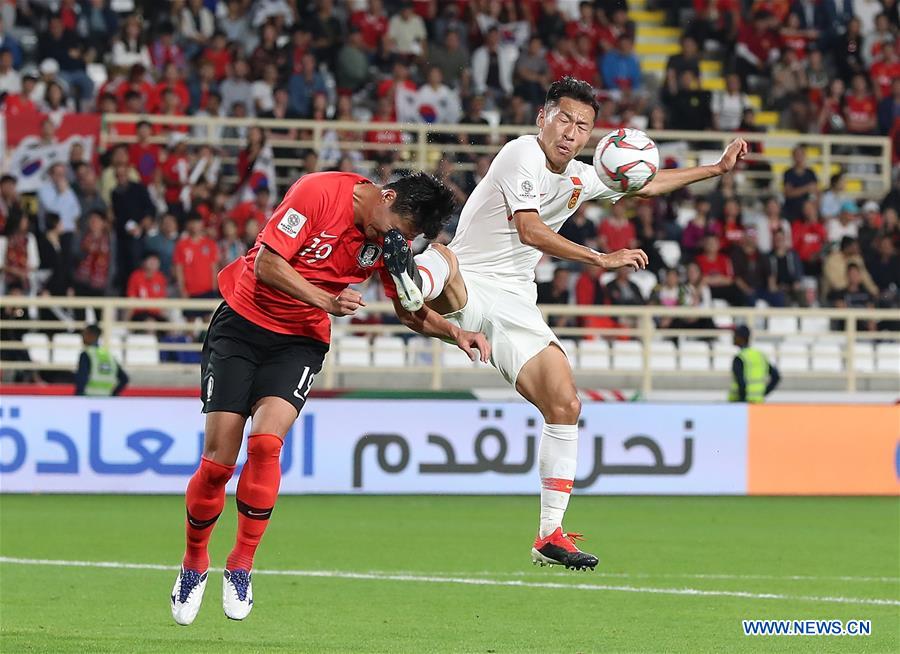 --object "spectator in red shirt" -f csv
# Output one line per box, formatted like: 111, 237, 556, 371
719, 198, 747, 252
566, 2, 601, 57
351, 0, 388, 51
791, 198, 828, 277
160, 132, 190, 215
129, 120, 161, 185
572, 34, 599, 87
598, 202, 637, 252
126, 252, 169, 322
151, 62, 191, 113
229, 187, 272, 239
735, 11, 781, 85
173, 213, 219, 315
202, 31, 231, 81
696, 233, 737, 303
870, 43, 900, 100
843, 73, 878, 134
546, 39, 576, 84
365, 96, 402, 161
